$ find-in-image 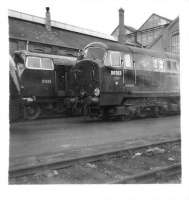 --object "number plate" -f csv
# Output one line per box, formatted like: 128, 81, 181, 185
41, 79, 52, 84
110, 70, 122, 76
